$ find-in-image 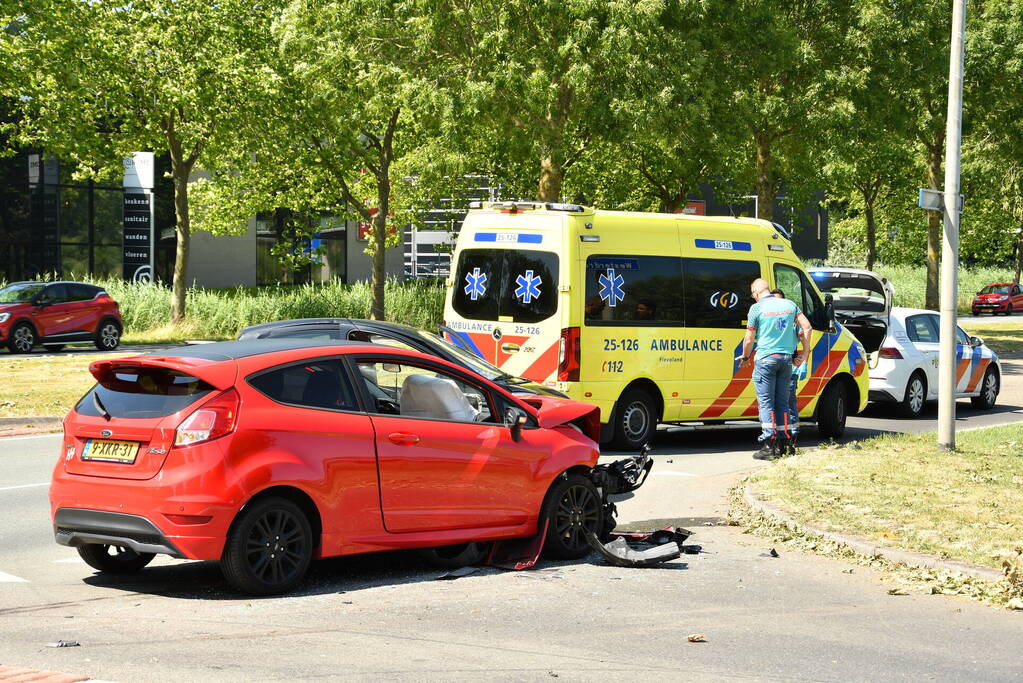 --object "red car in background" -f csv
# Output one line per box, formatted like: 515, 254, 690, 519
0, 281, 122, 353
971, 283, 1023, 316
51, 340, 618, 594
